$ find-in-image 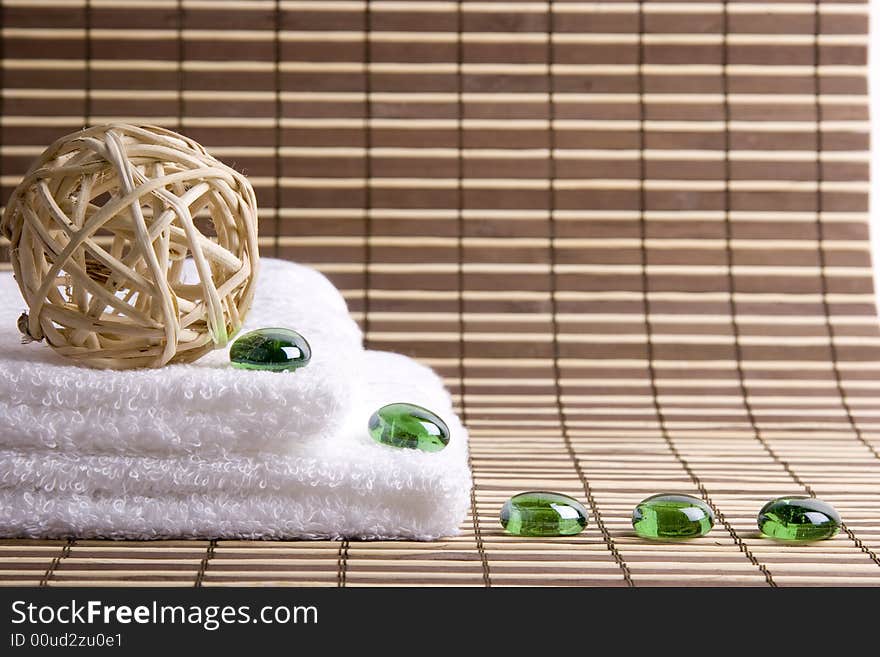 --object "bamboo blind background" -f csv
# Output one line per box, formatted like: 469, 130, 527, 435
1, 0, 879, 586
